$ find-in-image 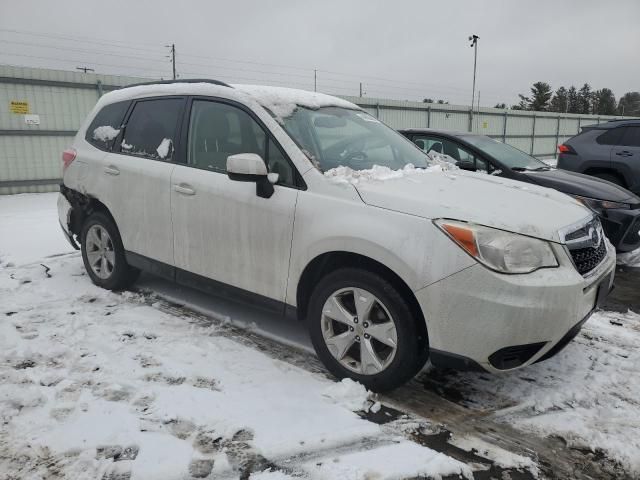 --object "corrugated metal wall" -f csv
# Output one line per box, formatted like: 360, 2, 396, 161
0, 66, 149, 194
0, 66, 628, 194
